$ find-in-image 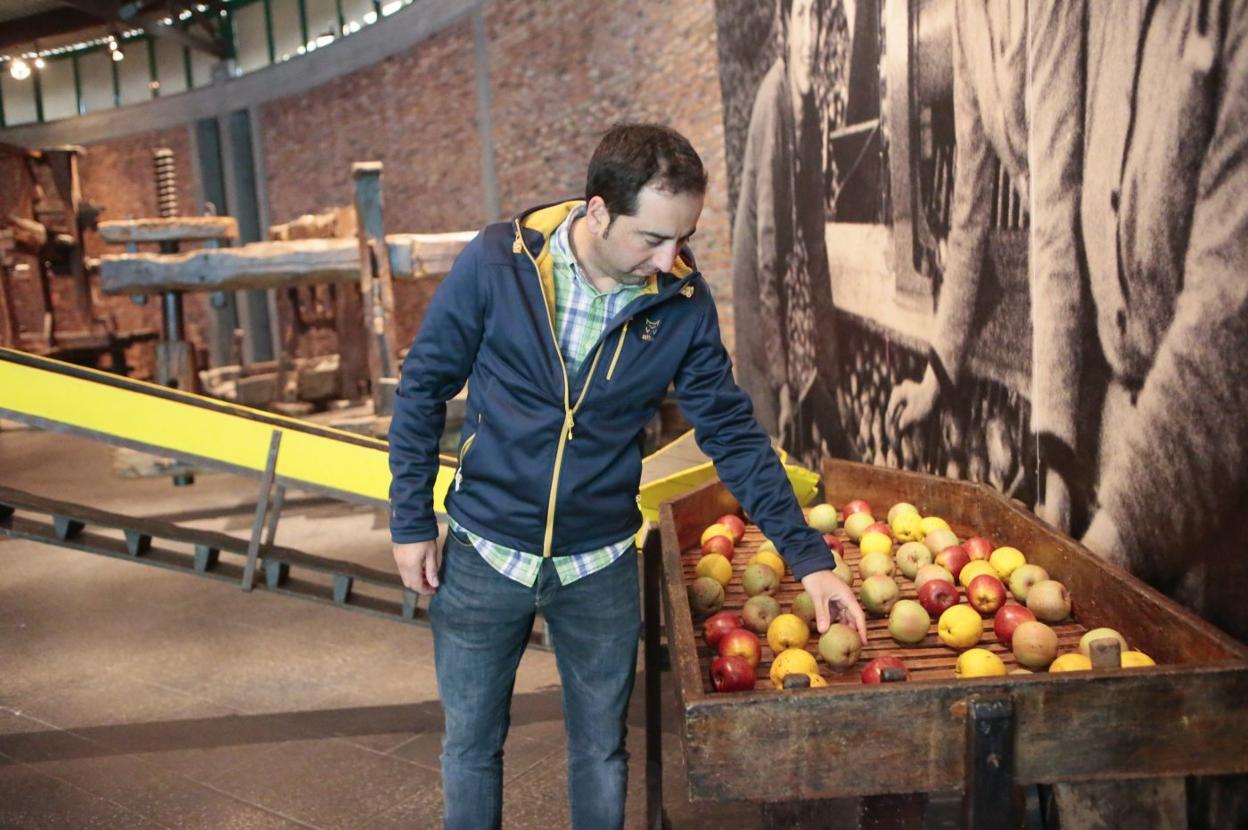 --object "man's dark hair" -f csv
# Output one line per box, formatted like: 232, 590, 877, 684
585, 123, 707, 218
